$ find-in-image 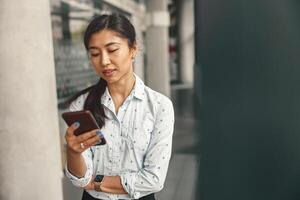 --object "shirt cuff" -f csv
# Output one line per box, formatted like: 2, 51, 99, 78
64, 151, 93, 187
120, 172, 141, 199
64, 164, 93, 188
